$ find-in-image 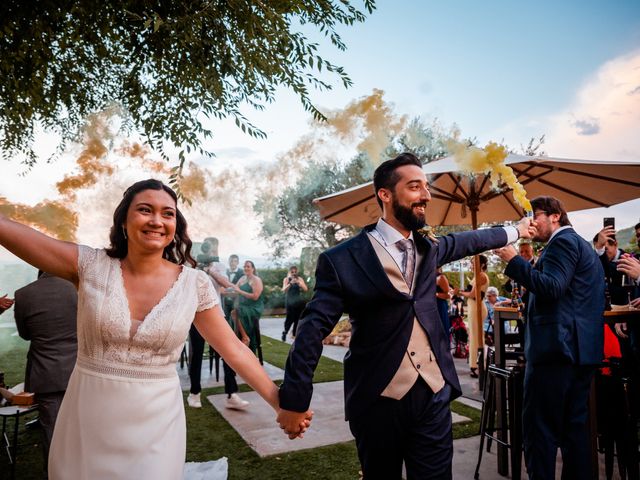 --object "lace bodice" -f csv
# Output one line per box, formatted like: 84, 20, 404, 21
76, 246, 218, 376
